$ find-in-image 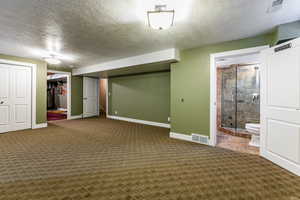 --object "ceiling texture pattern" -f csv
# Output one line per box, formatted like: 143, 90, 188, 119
0, 0, 299, 68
